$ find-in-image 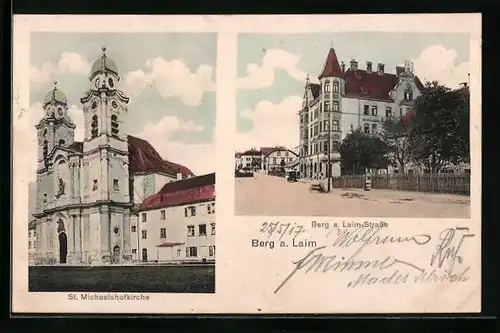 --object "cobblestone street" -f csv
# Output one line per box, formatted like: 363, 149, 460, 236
235, 173, 470, 218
